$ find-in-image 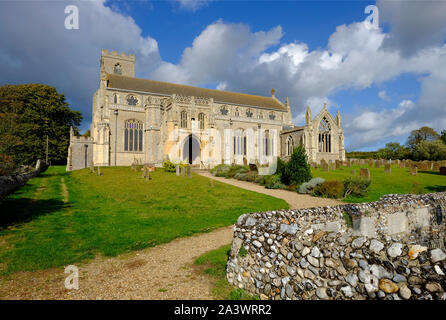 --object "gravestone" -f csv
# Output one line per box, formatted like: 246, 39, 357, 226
440, 167, 446, 175
384, 164, 391, 174
399, 161, 406, 168
187, 166, 192, 178
368, 160, 374, 167
142, 165, 151, 180
375, 161, 381, 169
243, 157, 248, 166
97, 166, 101, 176
433, 163, 440, 172
360, 168, 370, 180
89, 161, 94, 173
410, 166, 418, 176
180, 166, 185, 176
350, 169, 356, 176
209, 179, 214, 188
335, 160, 341, 169
176, 165, 180, 176
346, 161, 351, 168
322, 162, 329, 171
